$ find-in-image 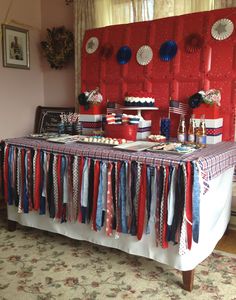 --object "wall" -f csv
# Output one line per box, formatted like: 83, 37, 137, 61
0, 0, 44, 139
41, 0, 75, 107
0, 0, 75, 140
